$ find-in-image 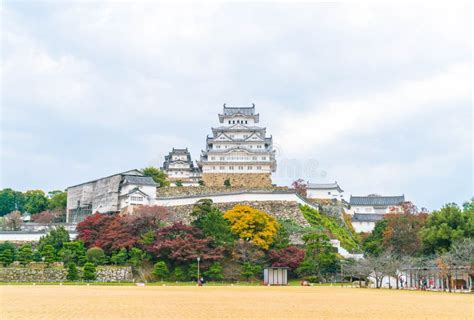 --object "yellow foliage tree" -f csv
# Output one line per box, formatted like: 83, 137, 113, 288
223, 205, 279, 249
